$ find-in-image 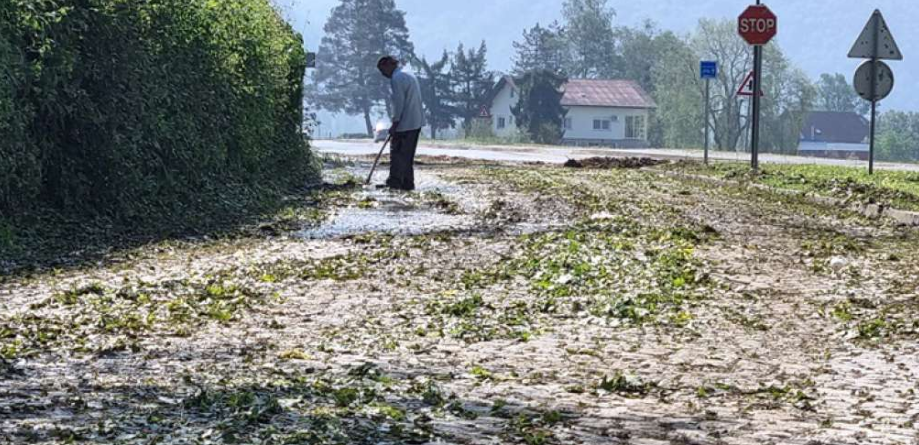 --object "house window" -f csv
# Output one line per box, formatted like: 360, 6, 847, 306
564, 117, 572, 130
510, 89, 515, 99
593, 119, 611, 131
497, 117, 506, 130
626, 115, 646, 139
